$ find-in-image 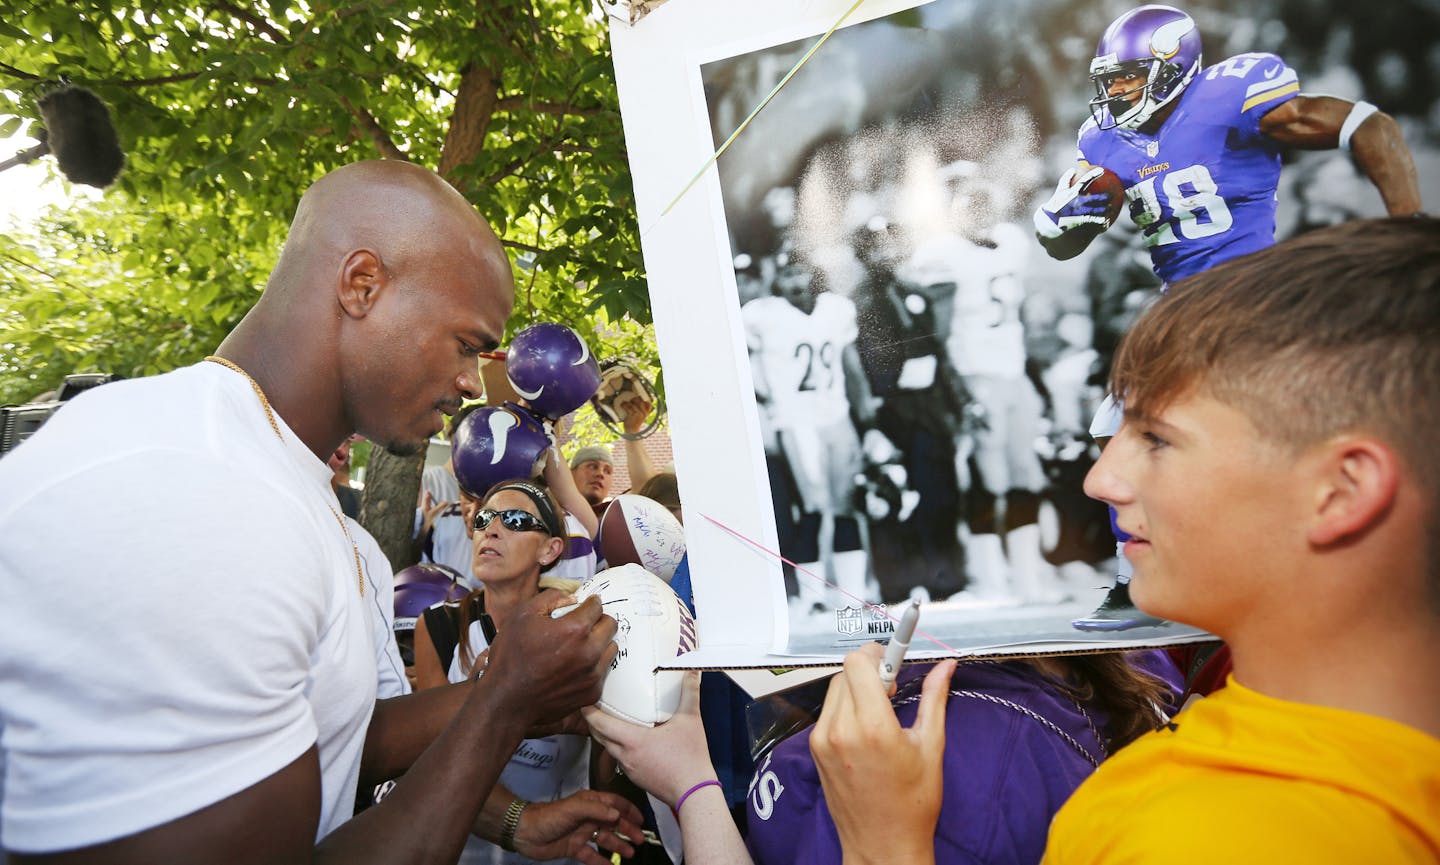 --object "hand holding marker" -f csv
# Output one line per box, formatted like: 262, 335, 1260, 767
878, 598, 921, 693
